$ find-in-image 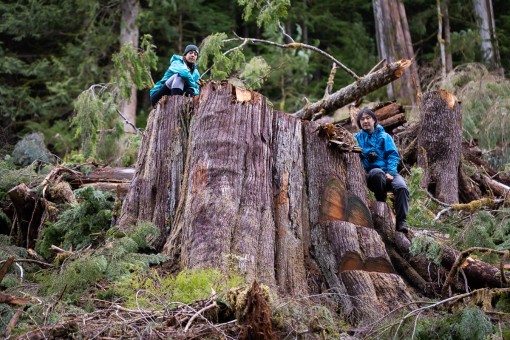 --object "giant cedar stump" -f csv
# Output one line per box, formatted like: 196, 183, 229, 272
119, 81, 413, 325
